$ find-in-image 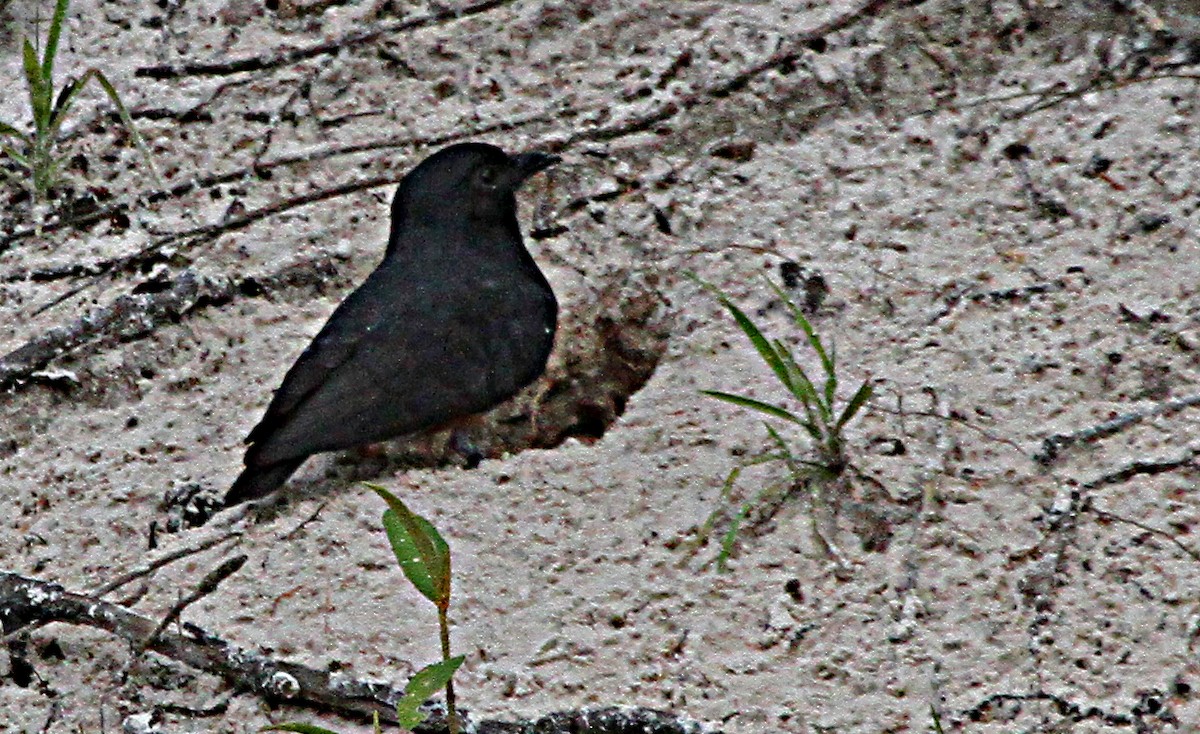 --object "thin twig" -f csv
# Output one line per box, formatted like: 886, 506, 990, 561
871, 405, 1025, 454
1081, 448, 1199, 489
137, 555, 247, 654
1036, 394, 1200, 465
134, 0, 517, 80
1088, 505, 1200, 564
93, 528, 243, 597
